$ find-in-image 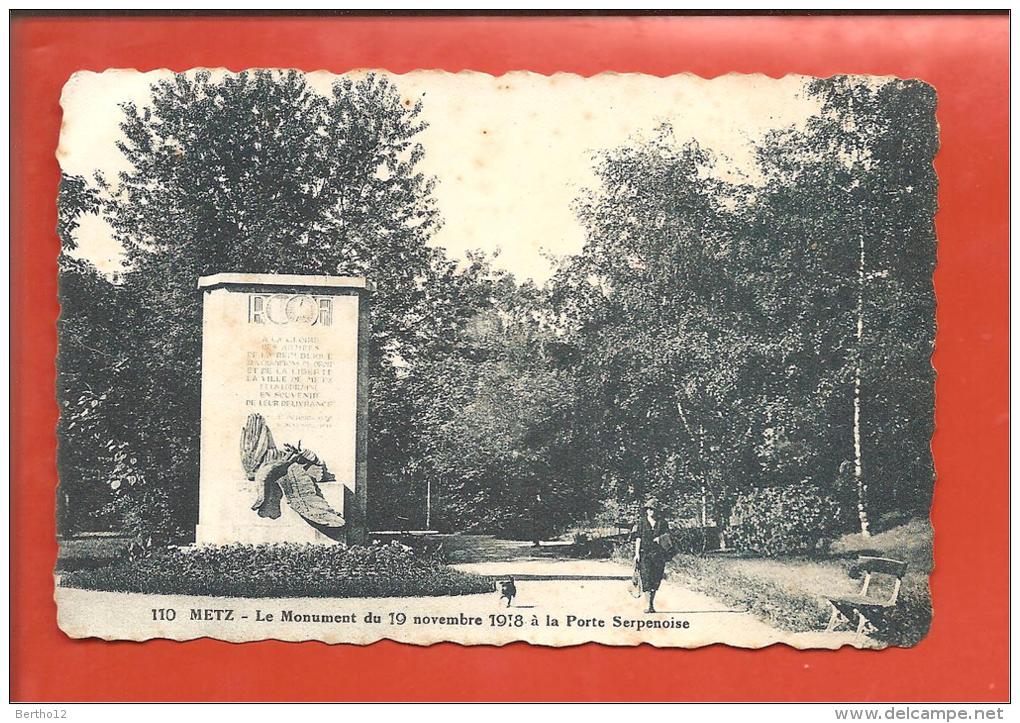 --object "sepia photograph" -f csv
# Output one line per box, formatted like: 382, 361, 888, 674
53, 67, 937, 650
